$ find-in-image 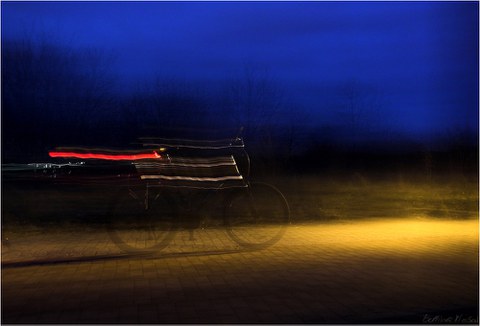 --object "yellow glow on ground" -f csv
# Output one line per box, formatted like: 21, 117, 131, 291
289, 218, 479, 257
